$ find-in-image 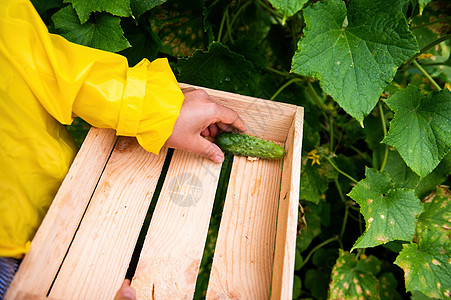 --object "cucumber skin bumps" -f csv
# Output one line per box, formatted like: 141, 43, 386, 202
214, 132, 285, 160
